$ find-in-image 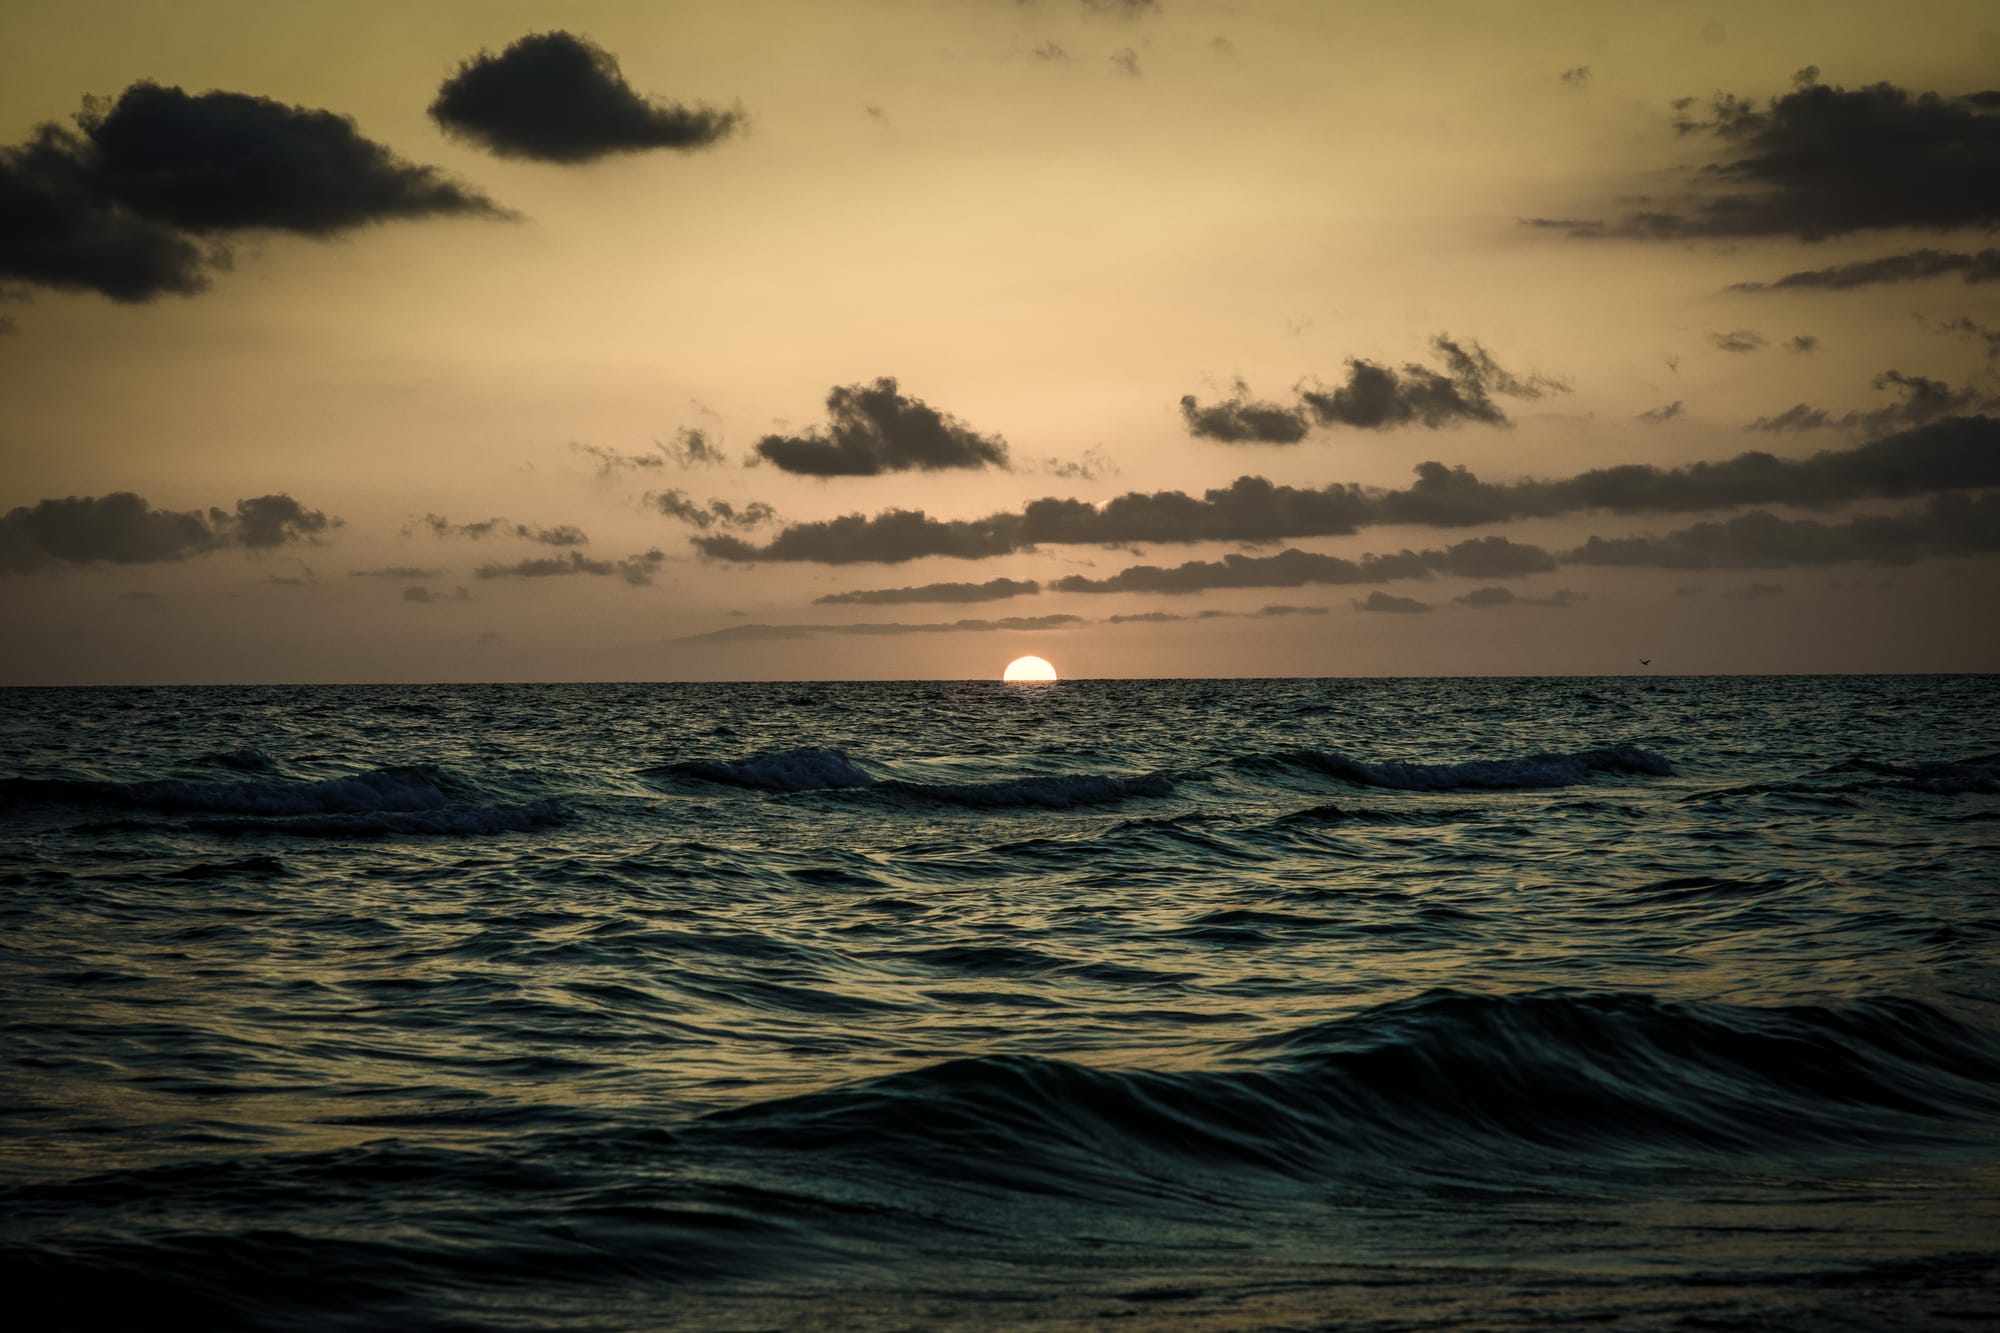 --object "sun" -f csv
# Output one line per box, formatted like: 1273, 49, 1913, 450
1003, 655, 1059, 682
